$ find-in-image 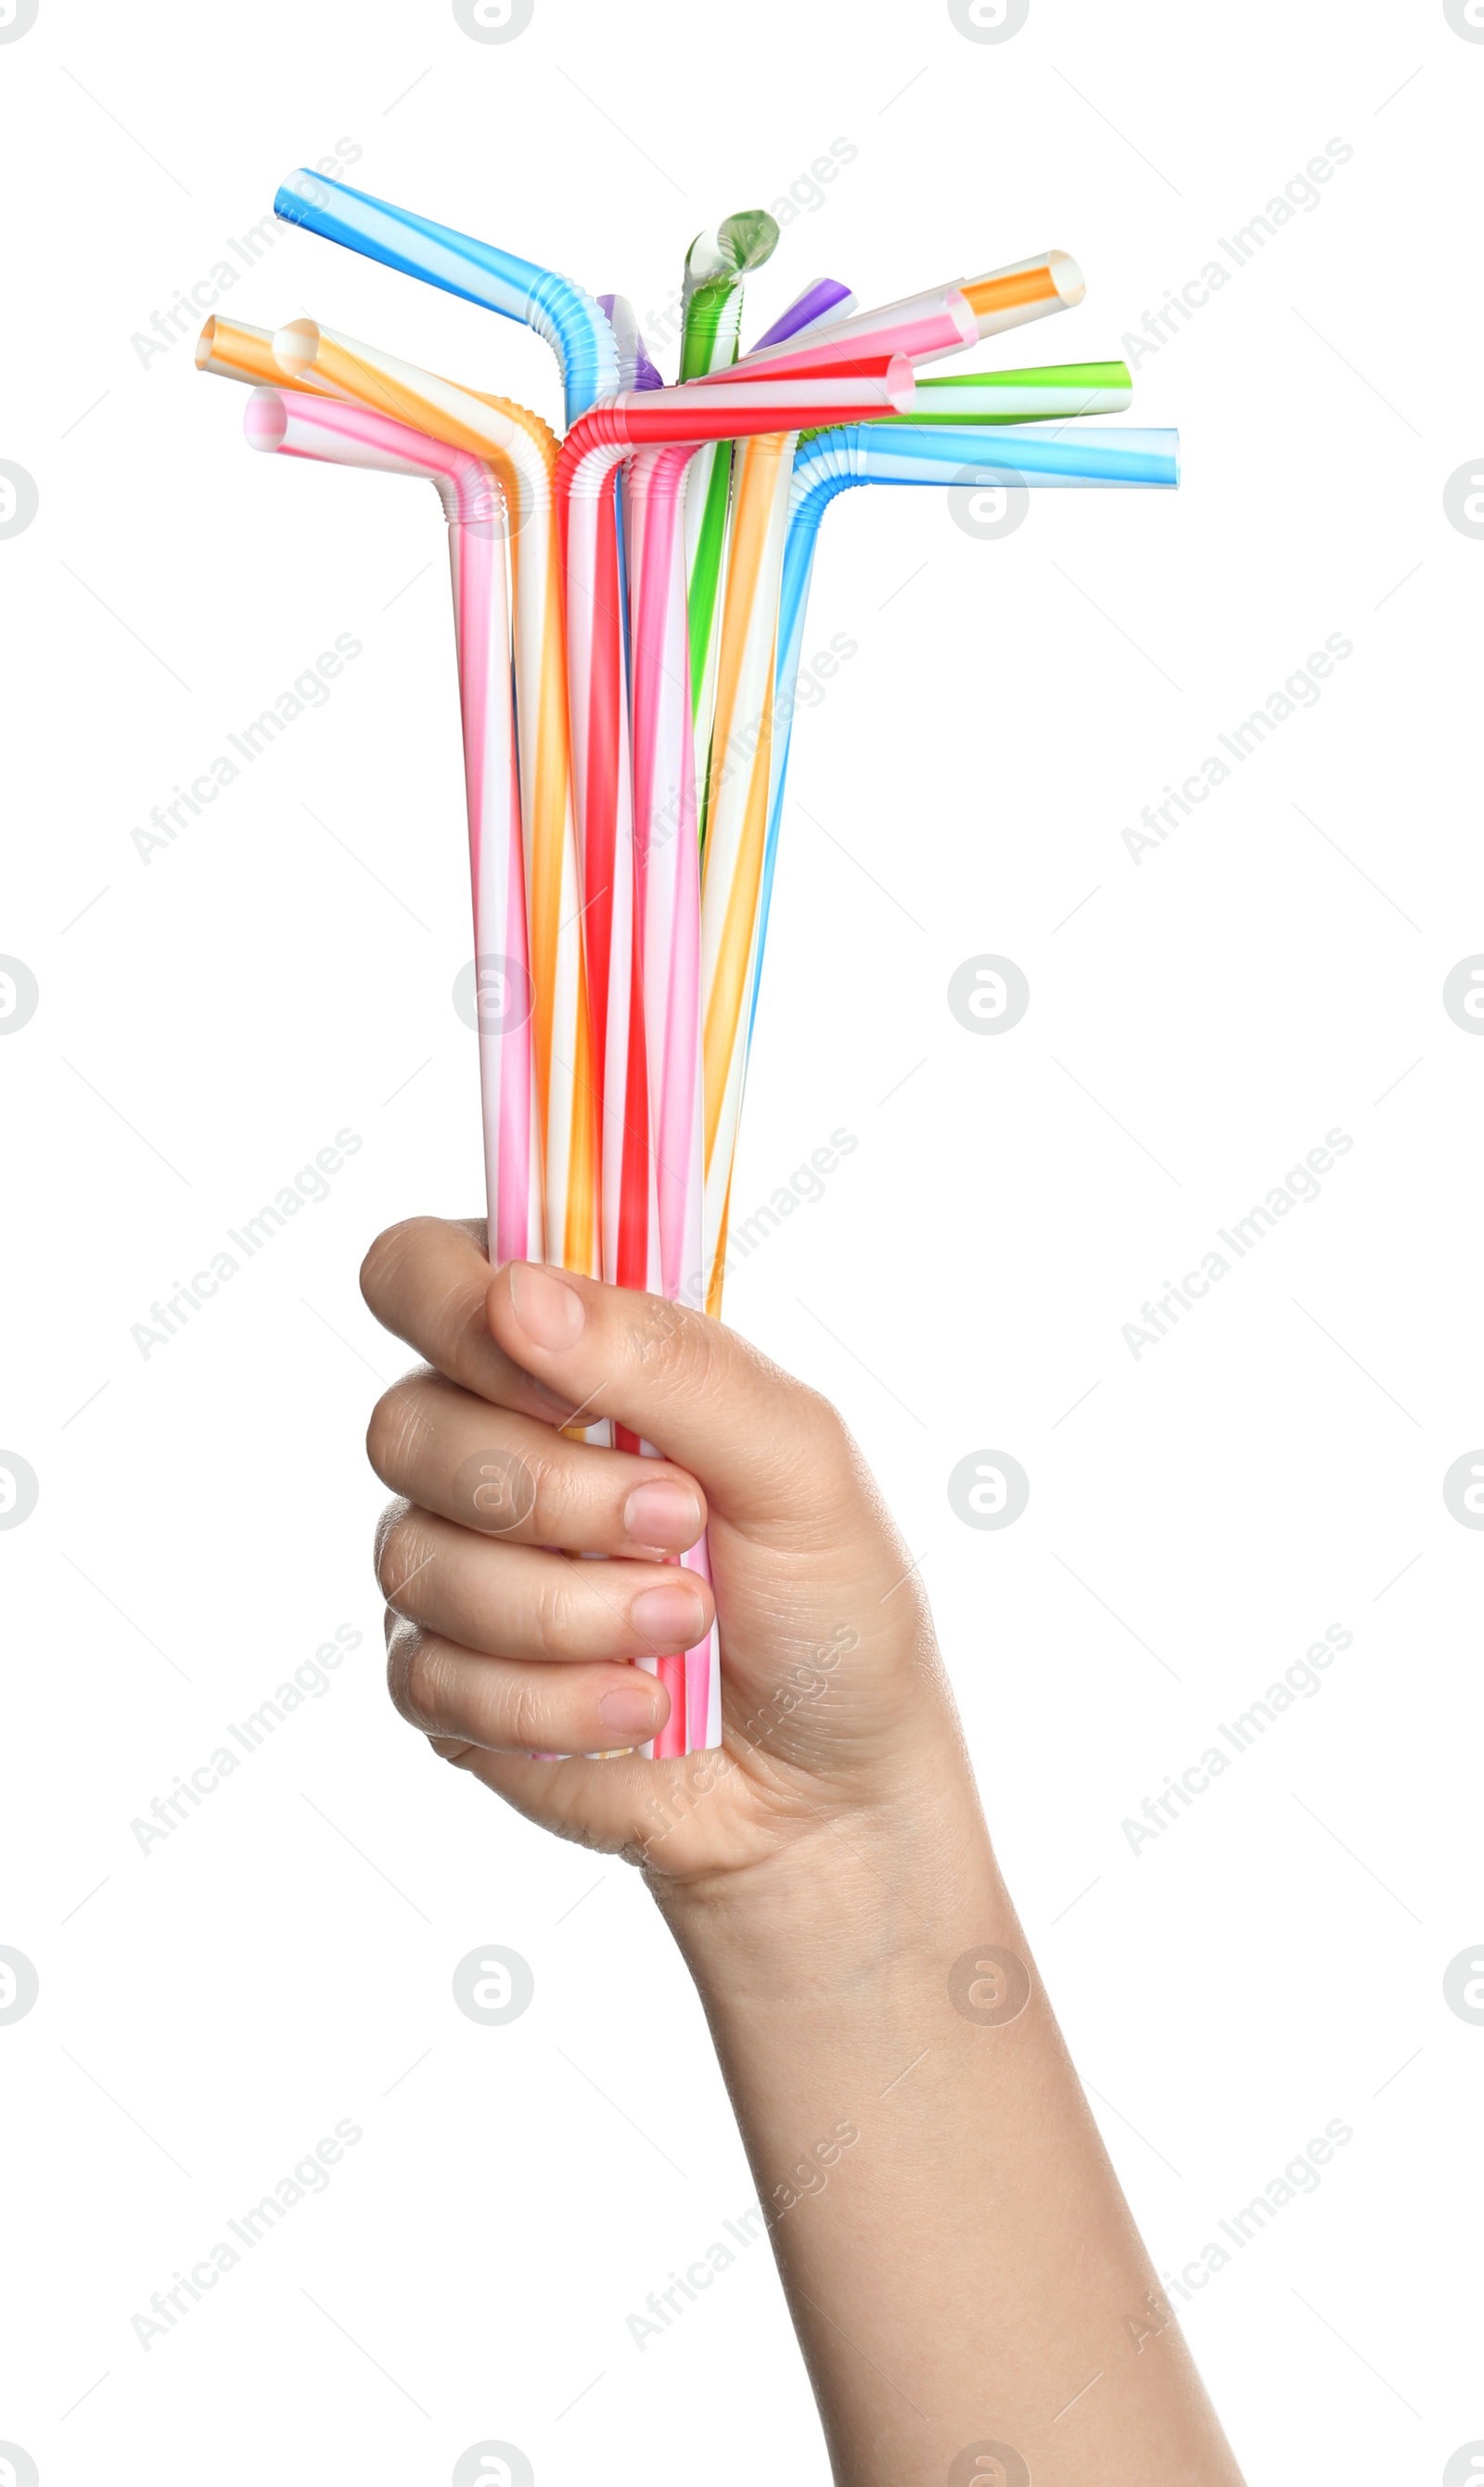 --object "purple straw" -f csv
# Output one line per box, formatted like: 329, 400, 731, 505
748, 276, 856, 354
